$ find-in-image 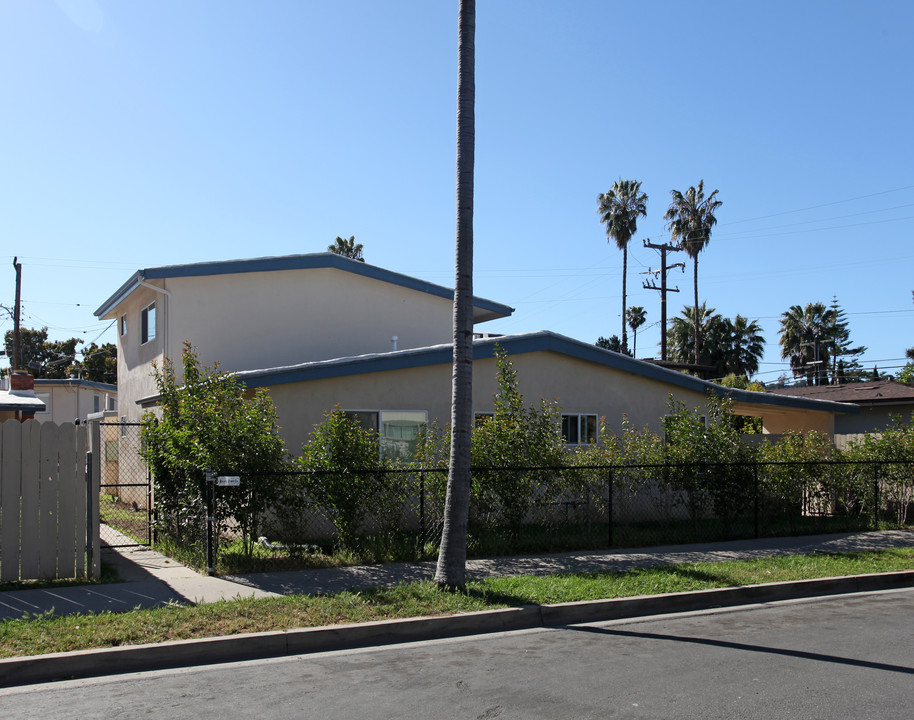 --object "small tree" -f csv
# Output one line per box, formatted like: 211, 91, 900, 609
298, 409, 392, 549
470, 348, 565, 531
140, 343, 288, 557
